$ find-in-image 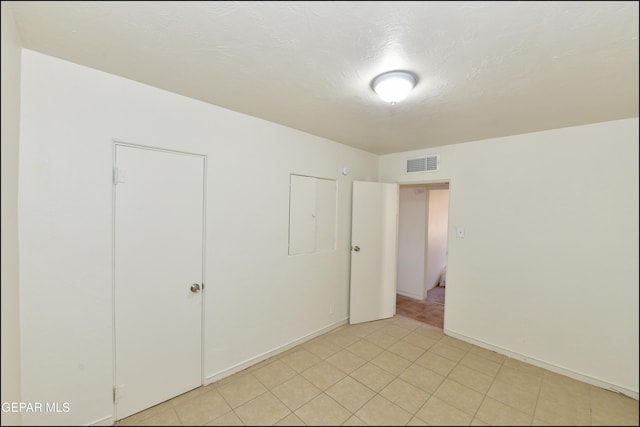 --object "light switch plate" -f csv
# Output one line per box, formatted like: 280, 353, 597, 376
456, 227, 465, 238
